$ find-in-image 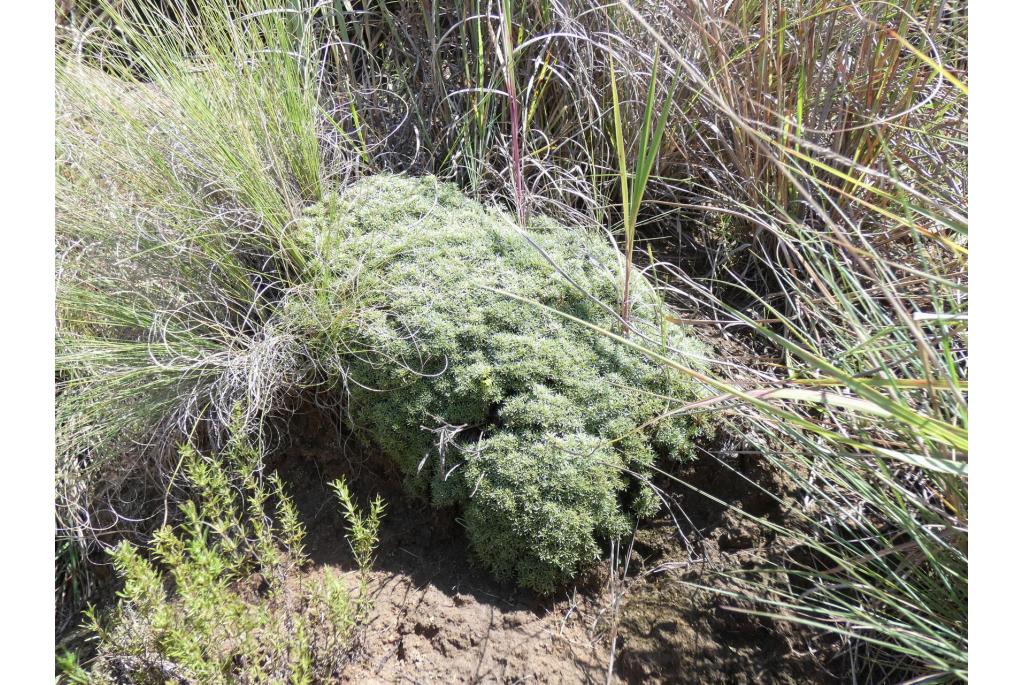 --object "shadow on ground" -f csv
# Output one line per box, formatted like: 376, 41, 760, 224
270, 432, 608, 684
269, 410, 840, 684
